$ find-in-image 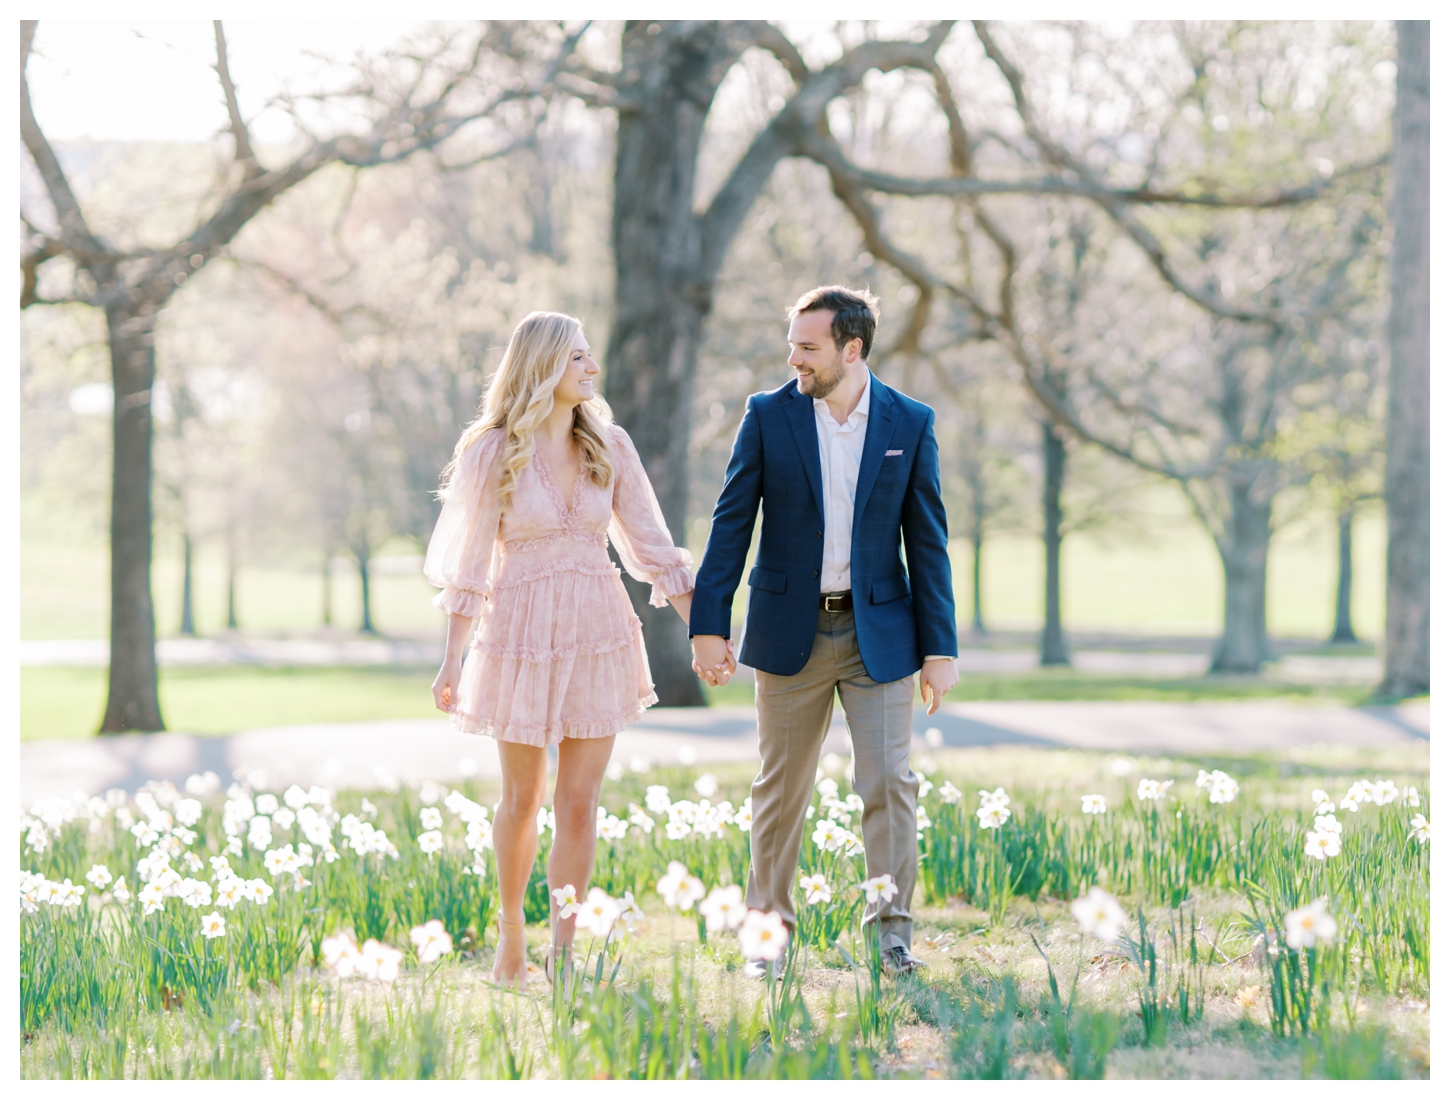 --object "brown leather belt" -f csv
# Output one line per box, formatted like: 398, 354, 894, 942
819, 591, 853, 612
